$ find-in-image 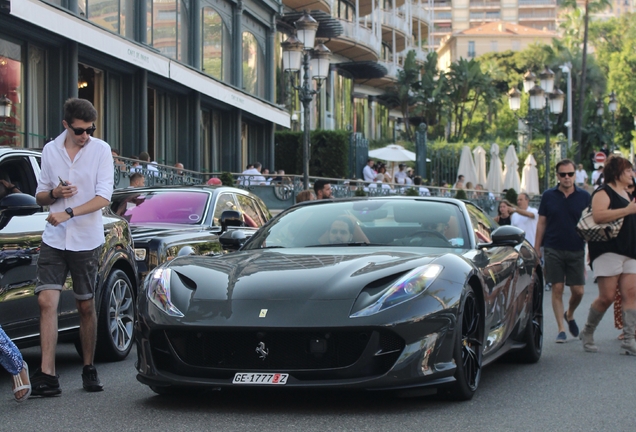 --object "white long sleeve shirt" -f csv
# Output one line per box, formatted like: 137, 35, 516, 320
36, 131, 114, 251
